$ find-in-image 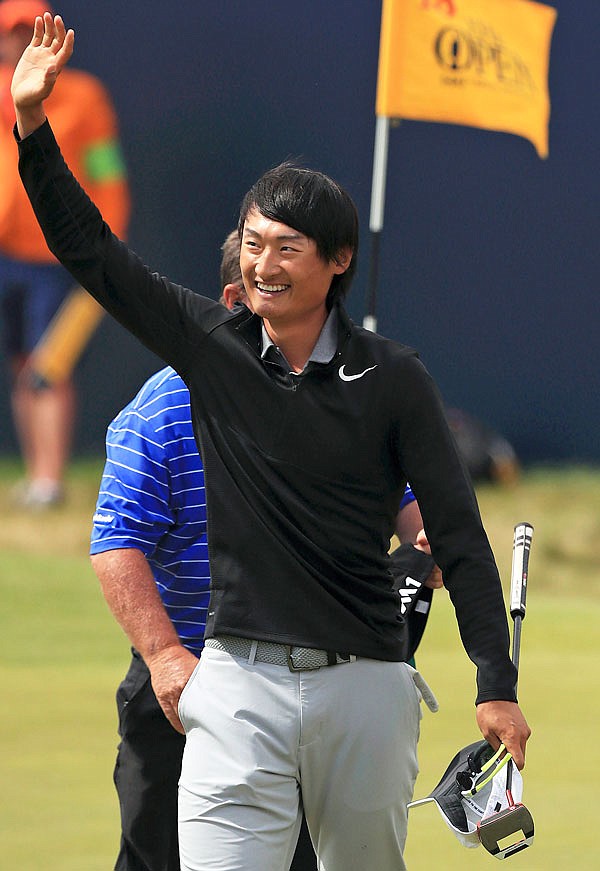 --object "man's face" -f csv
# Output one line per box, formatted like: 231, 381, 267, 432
240, 208, 349, 330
